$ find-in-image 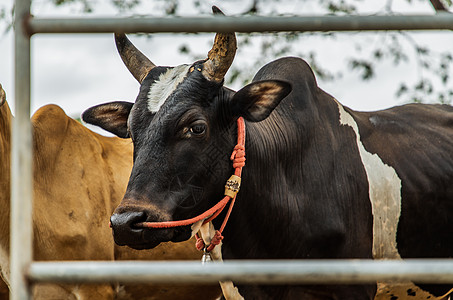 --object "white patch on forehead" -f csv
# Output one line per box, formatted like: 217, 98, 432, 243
335, 99, 402, 260
147, 64, 190, 113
